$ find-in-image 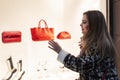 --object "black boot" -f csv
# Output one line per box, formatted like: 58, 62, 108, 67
12, 60, 25, 80
2, 56, 17, 80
